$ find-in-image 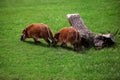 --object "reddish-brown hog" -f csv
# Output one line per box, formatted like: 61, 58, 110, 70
52, 27, 81, 50
20, 23, 53, 46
